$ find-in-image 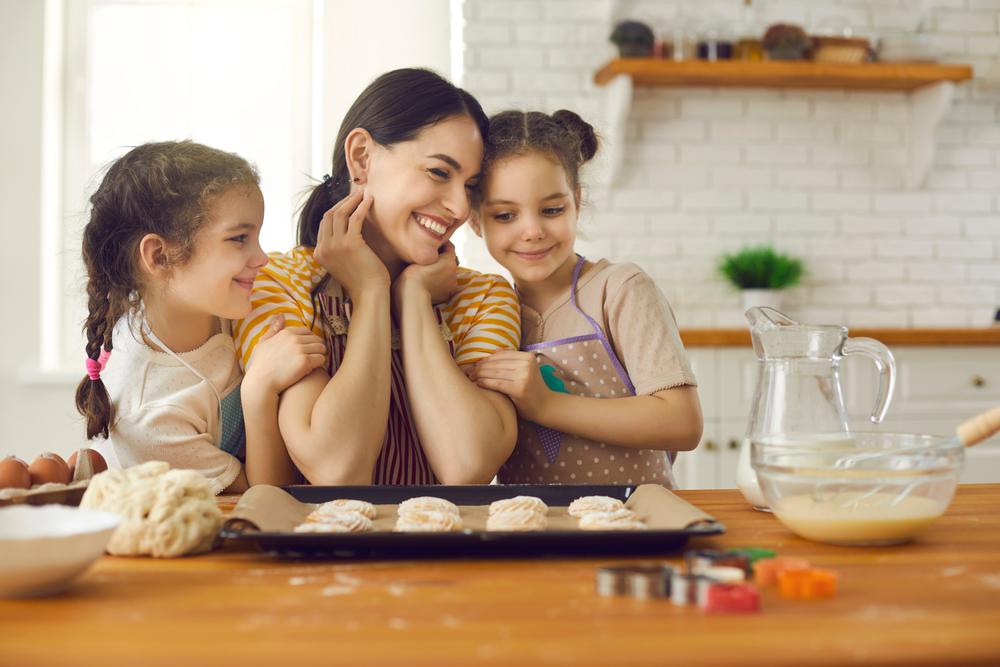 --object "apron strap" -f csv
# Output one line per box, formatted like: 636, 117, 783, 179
566, 255, 637, 396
